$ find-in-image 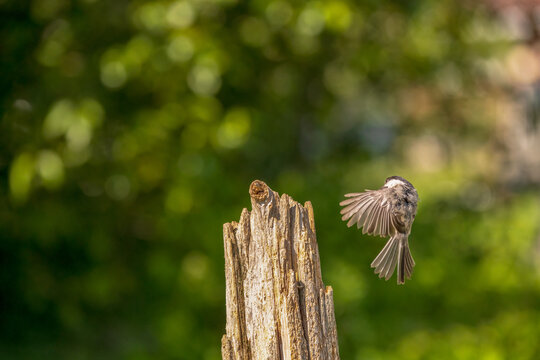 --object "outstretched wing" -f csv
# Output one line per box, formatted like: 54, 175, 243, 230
339, 189, 403, 237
